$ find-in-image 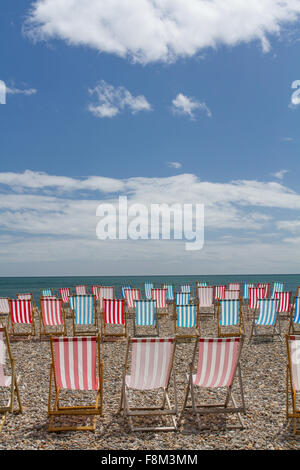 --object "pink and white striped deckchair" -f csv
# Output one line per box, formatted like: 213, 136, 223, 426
214, 285, 225, 301
228, 283, 240, 291
59, 287, 72, 304
48, 335, 103, 432
224, 290, 240, 300
286, 334, 300, 434
102, 299, 126, 338
197, 286, 214, 318
120, 337, 178, 431
9, 299, 35, 337
0, 327, 22, 432
98, 286, 115, 312
0, 298, 10, 327
16, 293, 33, 301
91, 285, 100, 300
181, 336, 246, 429
124, 288, 141, 311
151, 288, 168, 314
257, 283, 270, 298
40, 298, 66, 337
75, 285, 88, 295
275, 291, 291, 316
